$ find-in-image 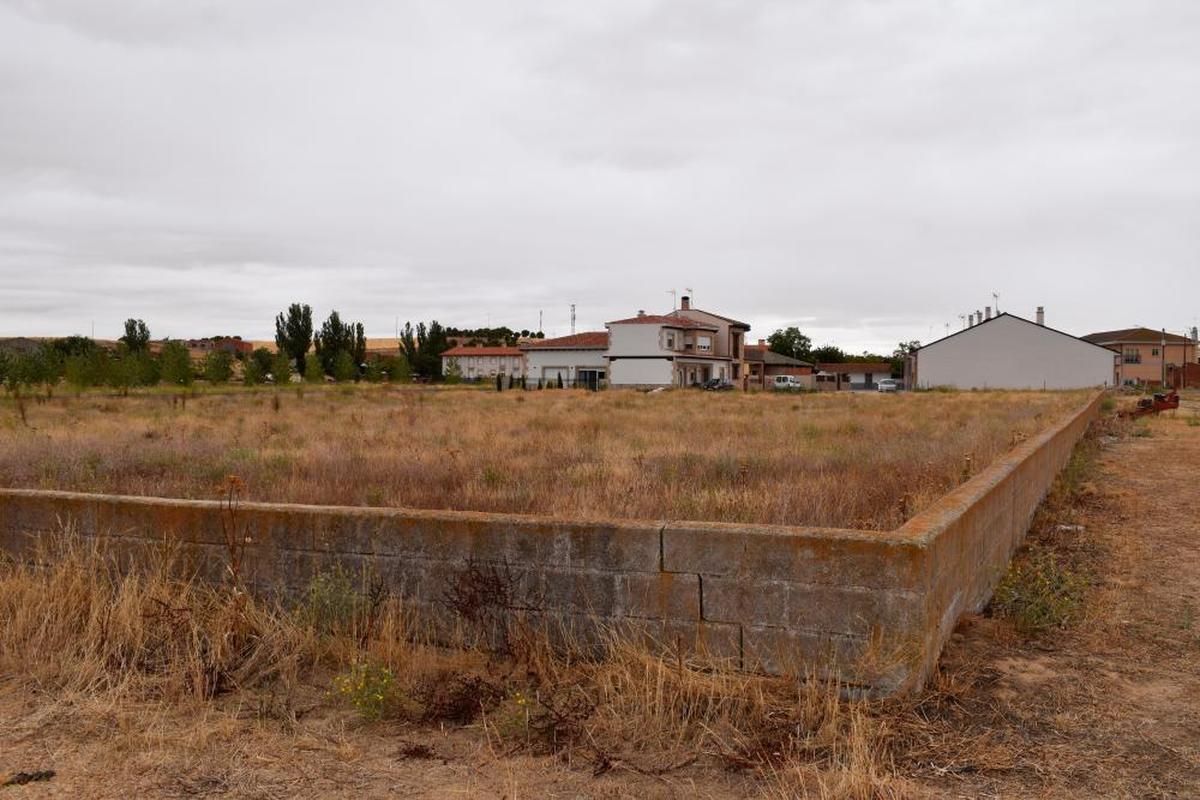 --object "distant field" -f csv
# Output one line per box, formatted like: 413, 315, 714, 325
0, 386, 1086, 529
